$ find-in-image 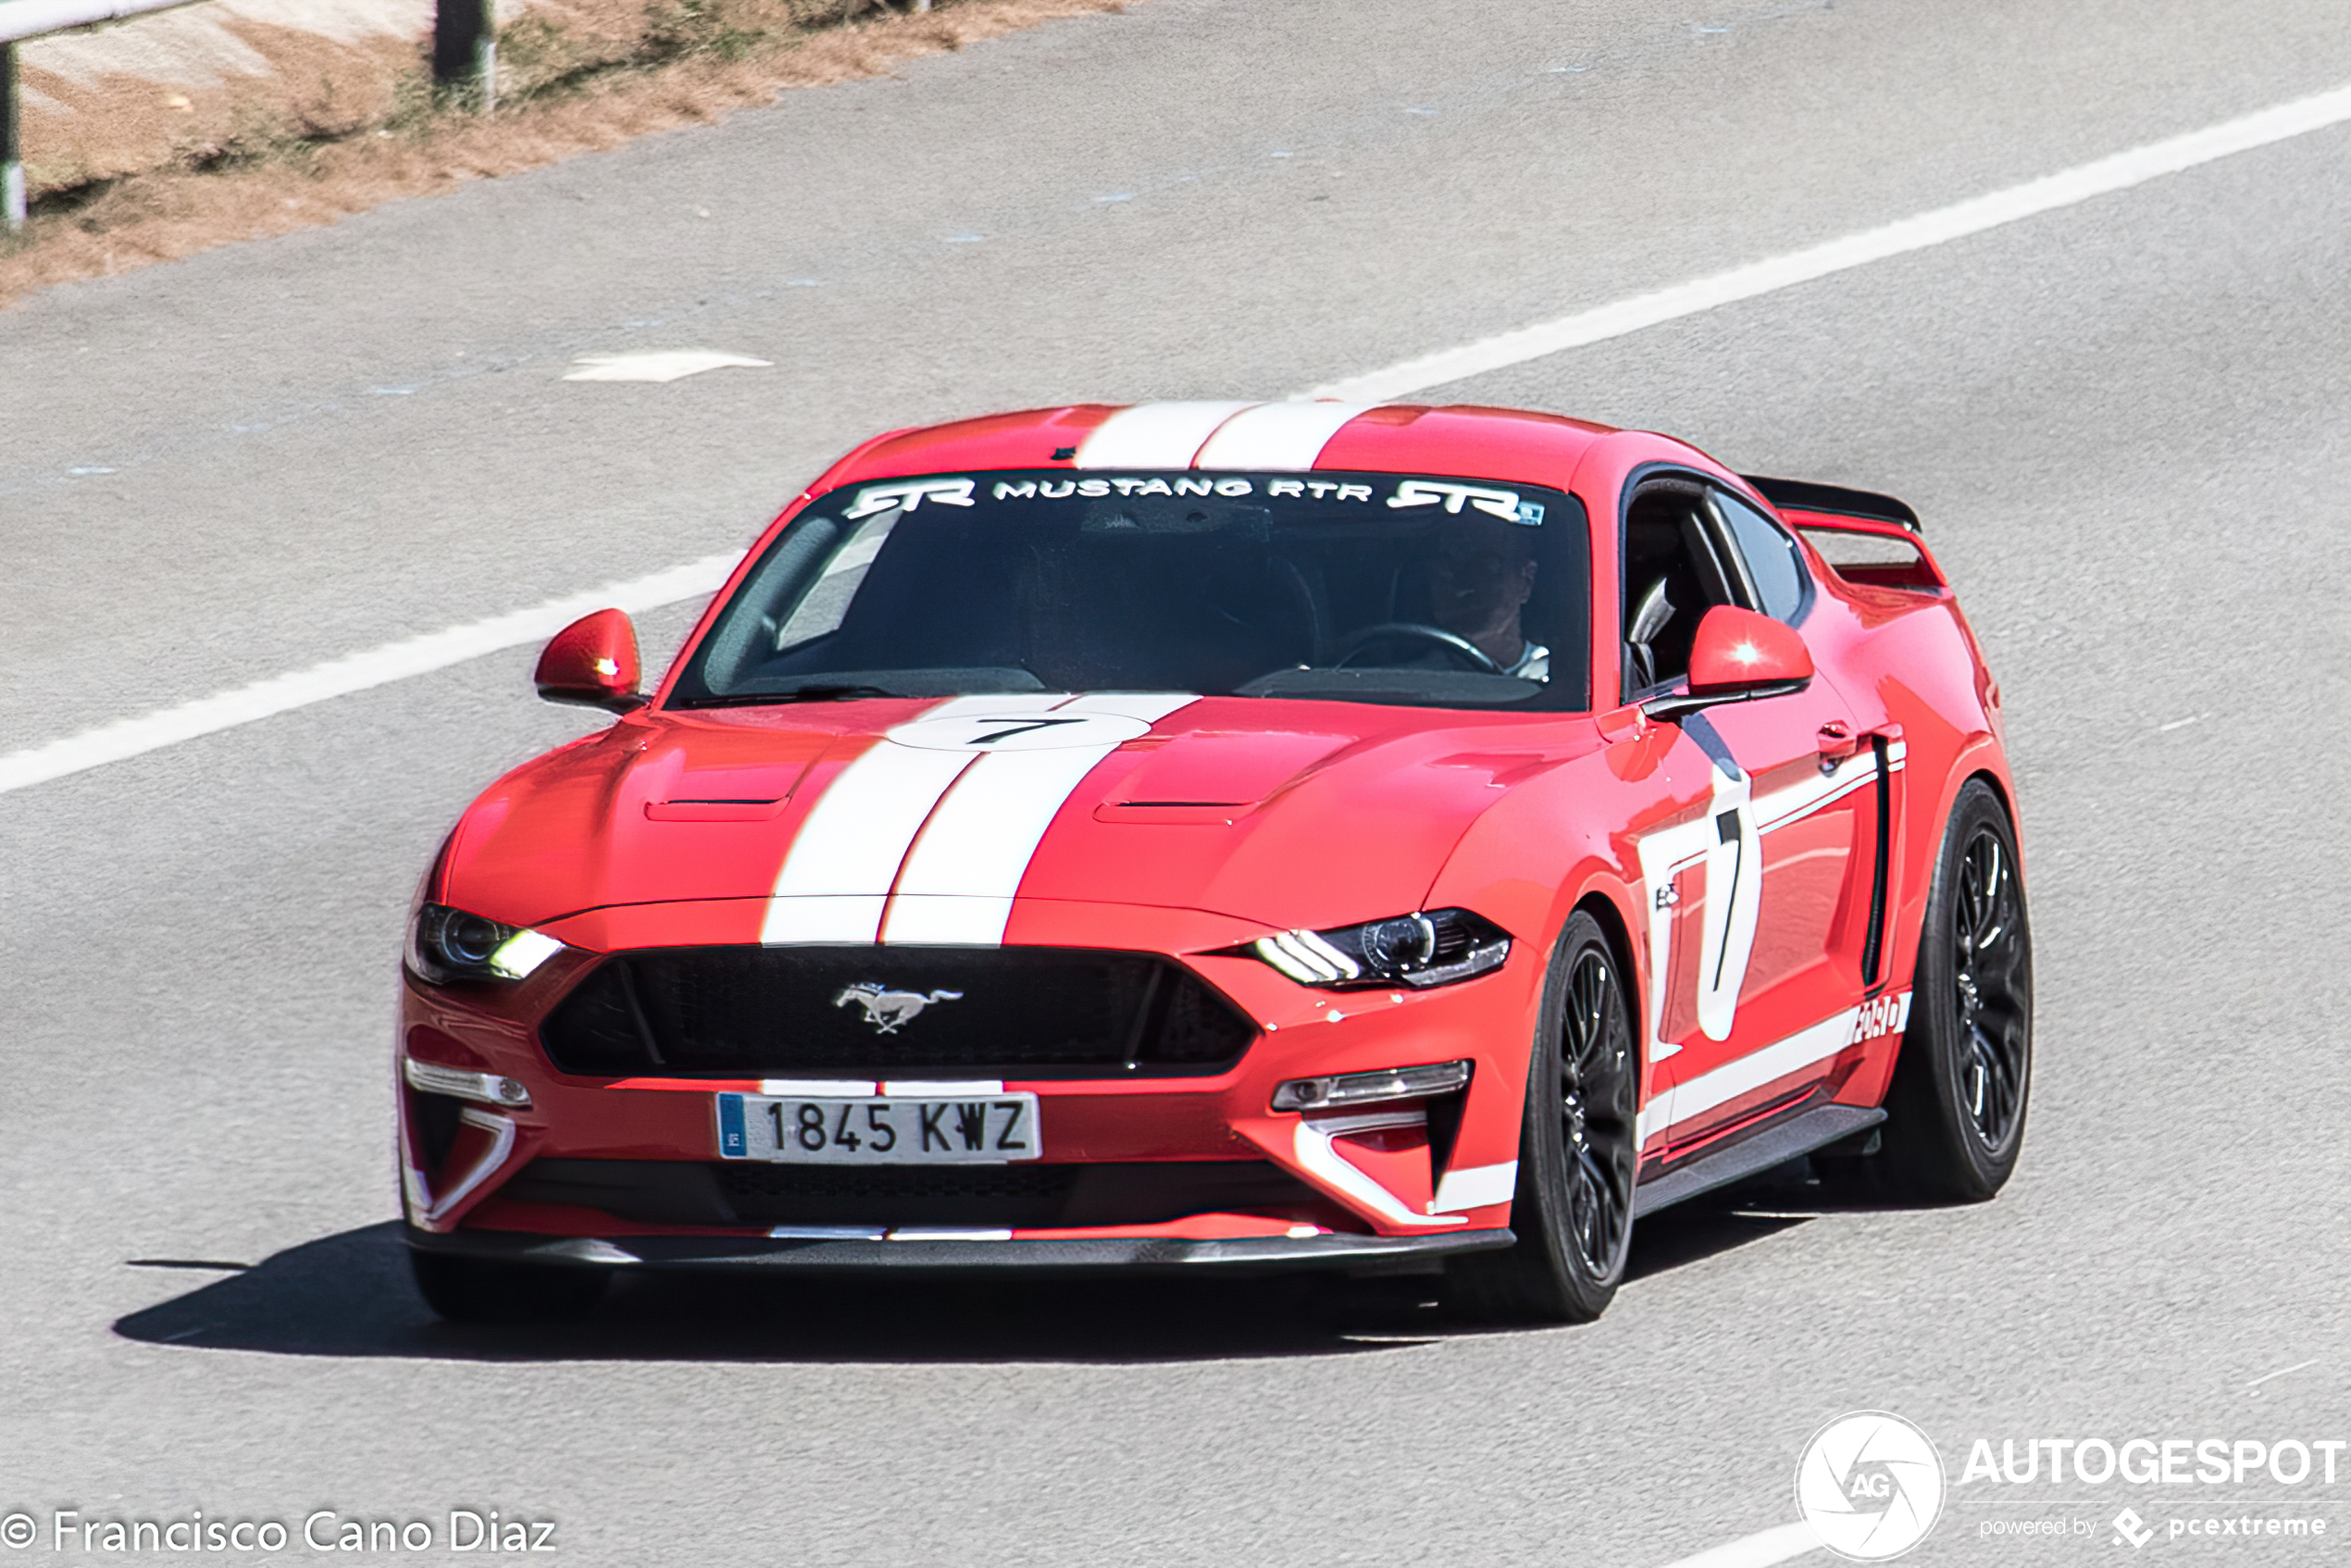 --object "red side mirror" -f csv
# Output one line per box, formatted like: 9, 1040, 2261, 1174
1645, 605, 1812, 721
1687, 604, 1814, 693
535, 608, 644, 713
